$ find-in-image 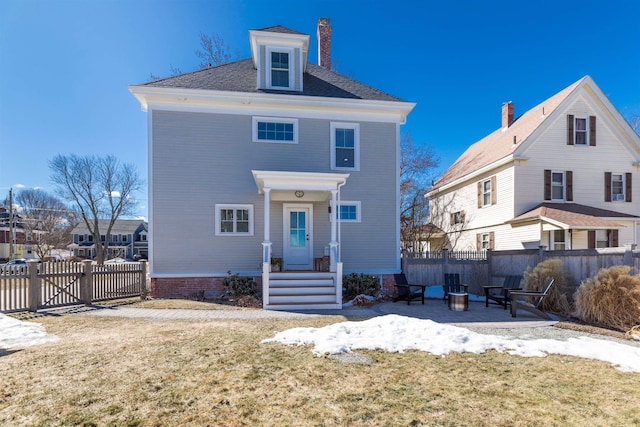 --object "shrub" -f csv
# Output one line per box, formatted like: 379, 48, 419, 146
574, 266, 640, 332
523, 259, 573, 314
342, 273, 380, 301
222, 272, 257, 297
